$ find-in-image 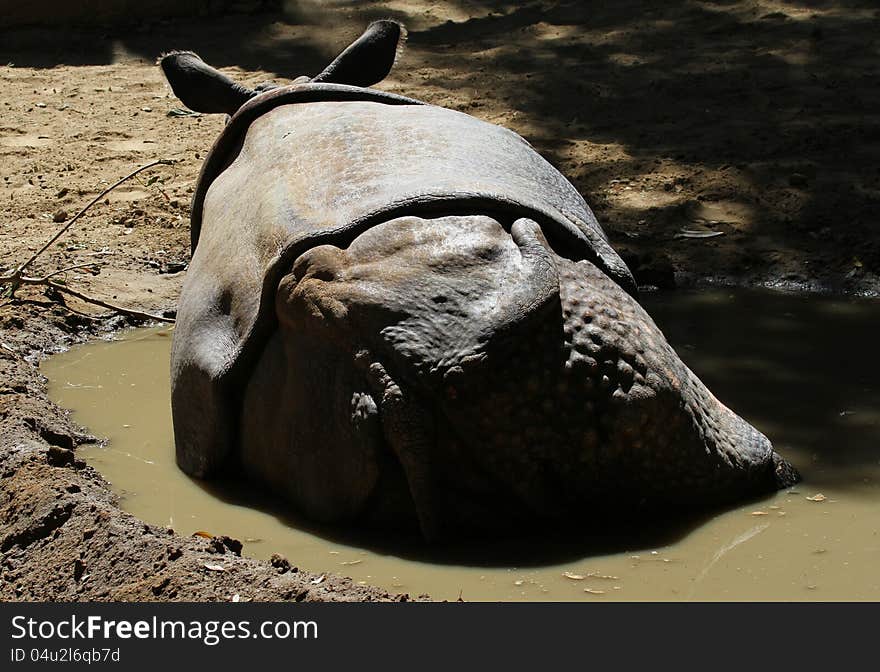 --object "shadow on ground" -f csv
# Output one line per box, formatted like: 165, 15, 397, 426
195, 472, 746, 568
2, 0, 878, 289
406, 1, 880, 291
